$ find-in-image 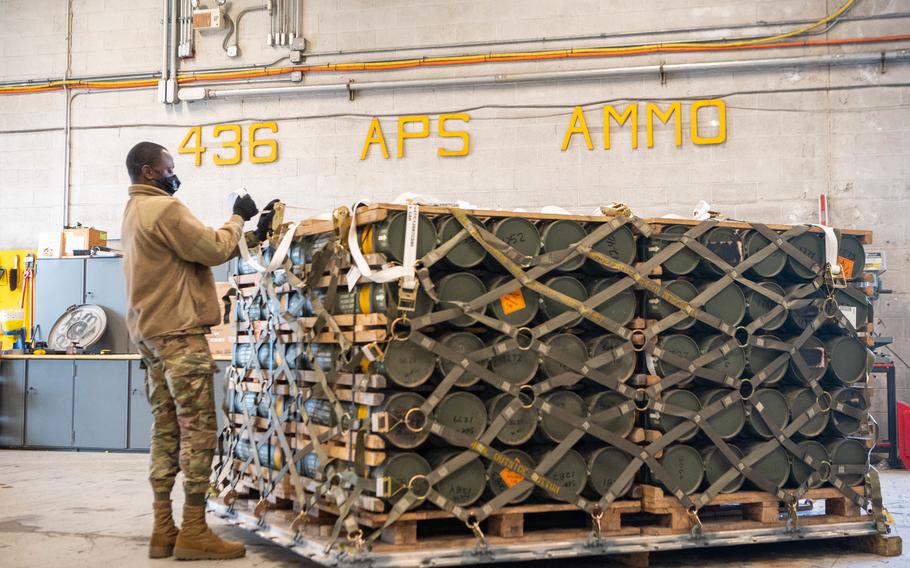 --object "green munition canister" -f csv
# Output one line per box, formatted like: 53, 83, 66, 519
436, 215, 487, 269
697, 281, 746, 328
646, 224, 700, 276
231, 343, 256, 367
649, 389, 701, 442
744, 388, 790, 439
536, 390, 587, 443
235, 297, 268, 322
744, 335, 788, 385
701, 444, 744, 493
302, 398, 338, 428
297, 343, 337, 372
837, 233, 866, 280
585, 390, 635, 438
744, 281, 787, 331
647, 334, 700, 384
539, 275, 588, 327
696, 227, 743, 279
232, 391, 259, 416
830, 286, 870, 332
287, 236, 310, 266
237, 248, 267, 275
741, 229, 787, 278
531, 447, 588, 499
285, 290, 313, 317
583, 279, 637, 329
584, 223, 637, 275
540, 219, 588, 272
787, 335, 828, 384
486, 275, 540, 326
540, 333, 588, 378
783, 284, 822, 331
374, 452, 432, 508
657, 444, 704, 495
827, 387, 868, 436
826, 438, 867, 487
741, 441, 790, 489
436, 272, 487, 327
489, 336, 539, 385
427, 450, 486, 507
783, 386, 830, 437
783, 232, 825, 281
433, 391, 488, 442
334, 282, 432, 318
585, 446, 634, 498
359, 211, 438, 264
484, 217, 541, 271
824, 335, 871, 385
486, 392, 538, 446
697, 388, 746, 440
487, 448, 535, 504
234, 440, 282, 469
437, 331, 487, 387
258, 247, 288, 286
586, 335, 636, 384
789, 440, 829, 489
646, 279, 698, 330
697, 334, 746, 379
375, 339, 436, 388
379, 392, 431, 449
